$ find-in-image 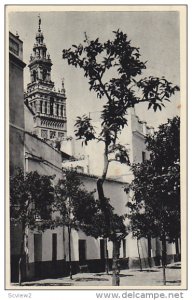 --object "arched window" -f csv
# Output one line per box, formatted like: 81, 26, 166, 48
50, 98, 54, 115
61, 105, 63, 117
45, 102, 47, 114
43, 69, 47, 81
40, 101, 43, 113
33, 70, 37, 82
